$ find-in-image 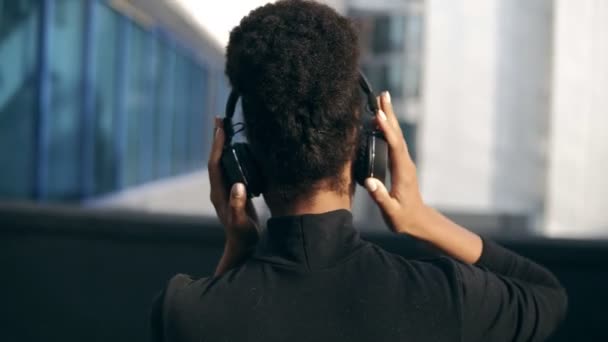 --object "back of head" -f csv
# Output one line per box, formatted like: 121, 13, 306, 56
225, 0, 361, 202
